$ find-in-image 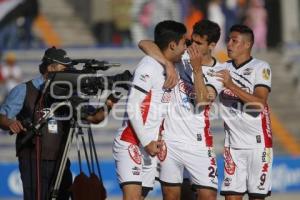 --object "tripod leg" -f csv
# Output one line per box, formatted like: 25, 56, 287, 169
36, 135, 42, 200
50, 126, 75, 200
88, 127, 102, 180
